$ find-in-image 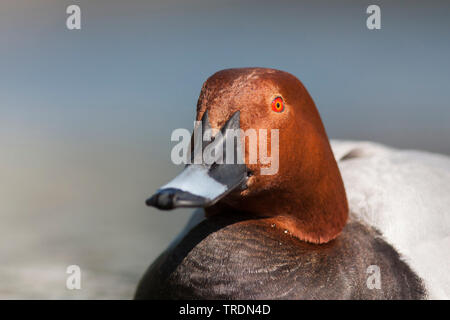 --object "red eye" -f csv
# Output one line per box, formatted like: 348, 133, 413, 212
271, 97, 284, 113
